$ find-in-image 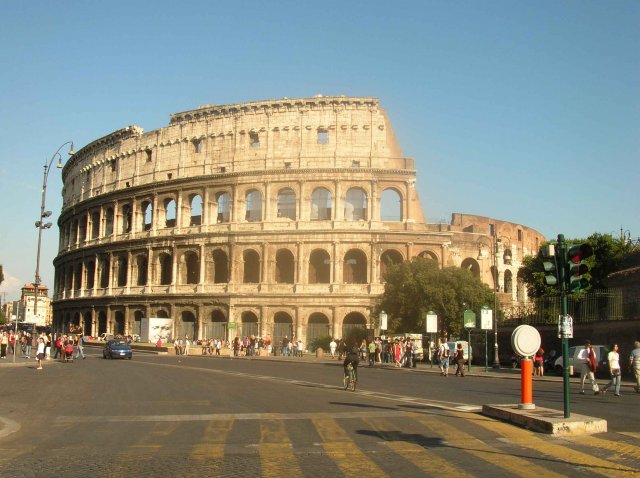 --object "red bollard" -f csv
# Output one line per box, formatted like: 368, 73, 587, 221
519, 358, 535, 410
